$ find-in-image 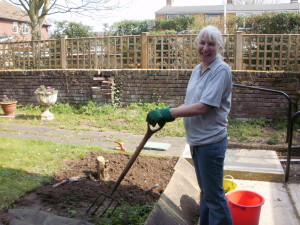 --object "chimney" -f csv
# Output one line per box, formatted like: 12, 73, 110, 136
166, 0, 173, 6
290, 0, 298, 3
